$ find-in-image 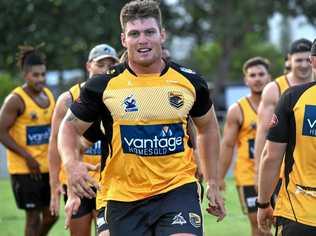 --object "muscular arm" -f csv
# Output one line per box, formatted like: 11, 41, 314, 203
254, 83, 279, 174
258, 141, 286, 203
218, 103, 242, 190
48, 92, 72, 191
0, 94, 32, 159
